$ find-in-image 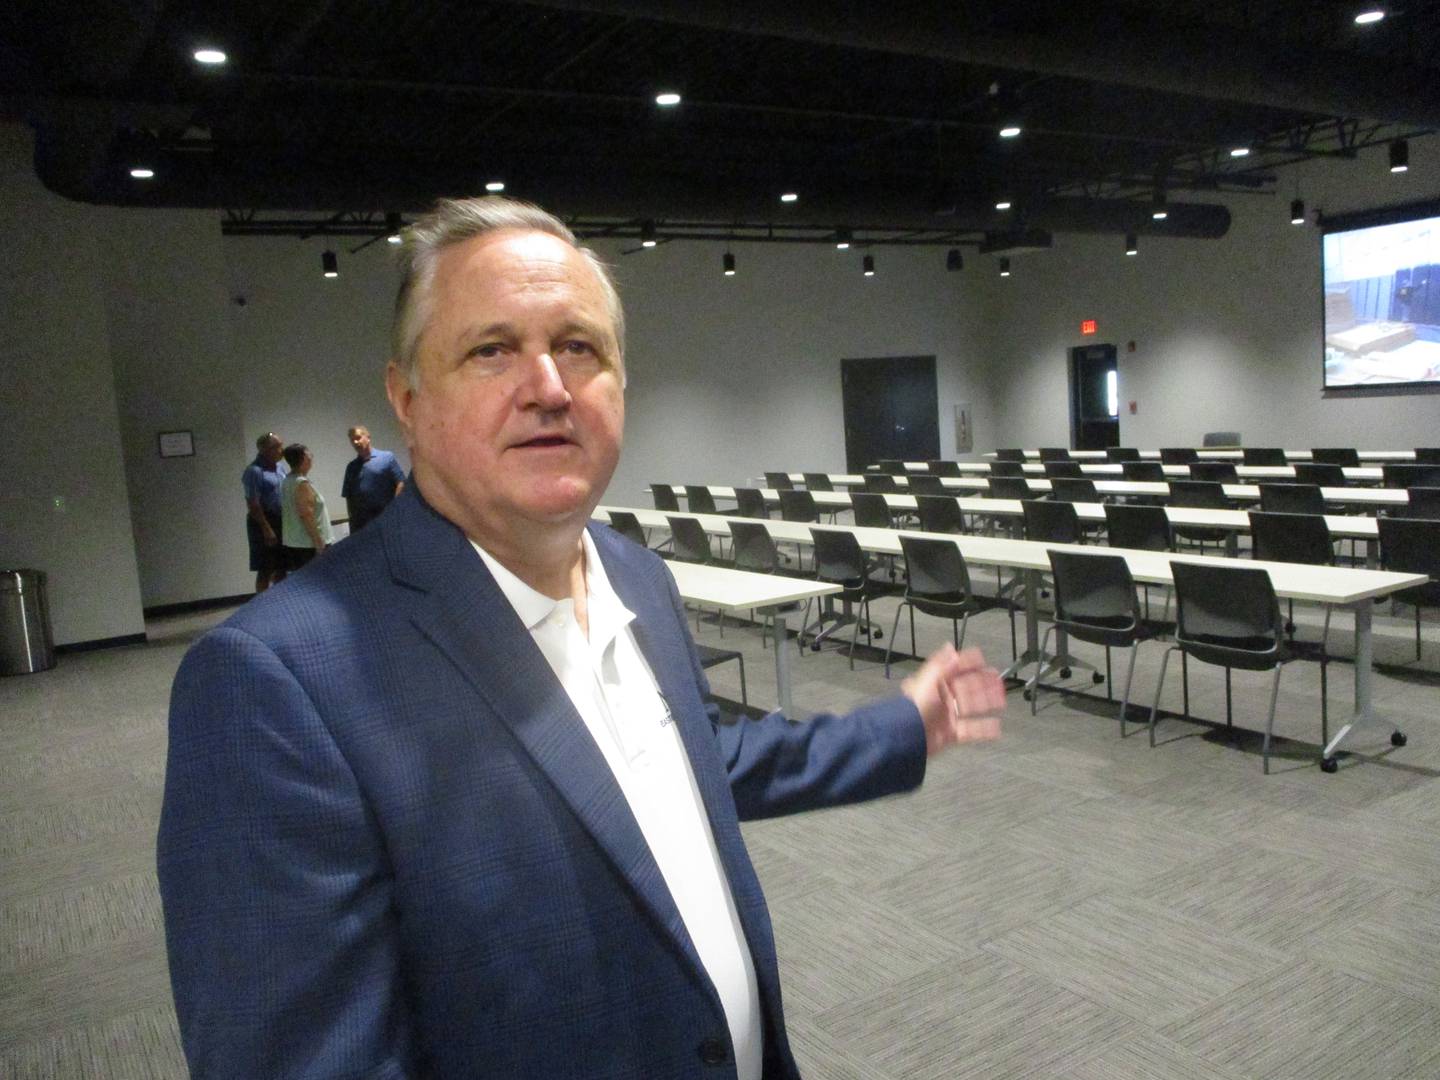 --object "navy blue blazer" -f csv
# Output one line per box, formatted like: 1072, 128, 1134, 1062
157, 483, 926, 1078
